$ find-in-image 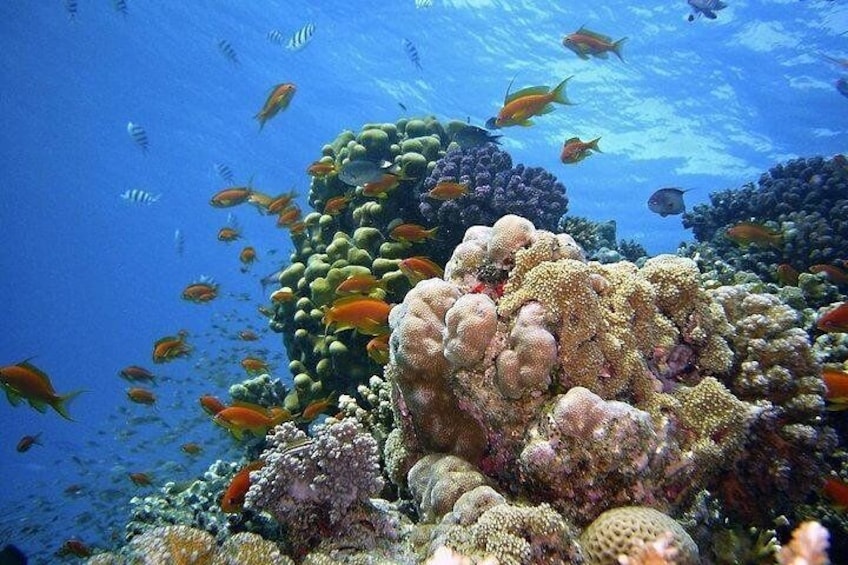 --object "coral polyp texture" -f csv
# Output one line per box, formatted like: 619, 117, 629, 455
682, 155, 848, 286
267, 118, 572, 415
384, 214, 832, 527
